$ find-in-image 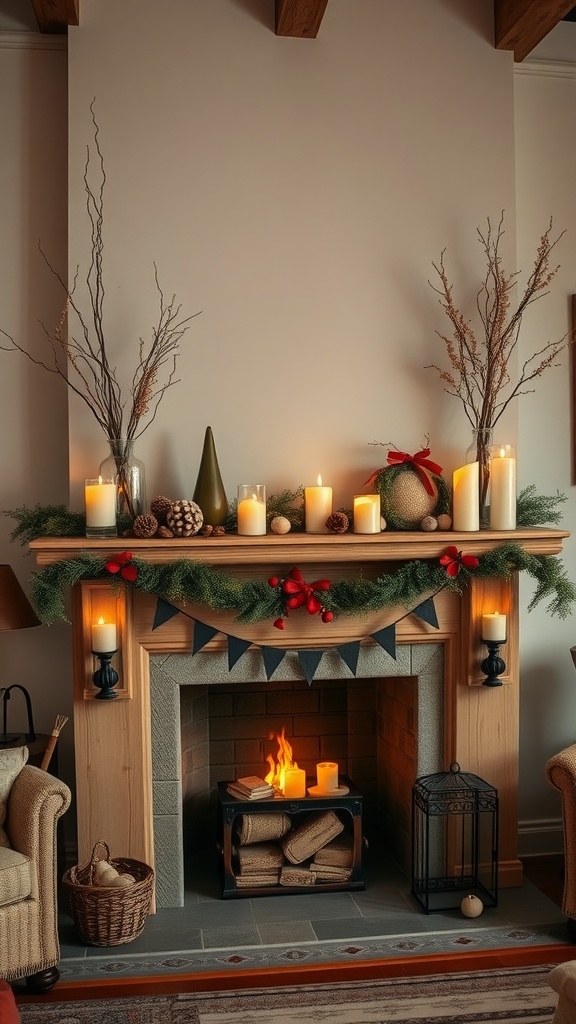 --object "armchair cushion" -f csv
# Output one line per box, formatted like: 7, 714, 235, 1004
0, 747, 28, 847
0, 847, 33, 907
